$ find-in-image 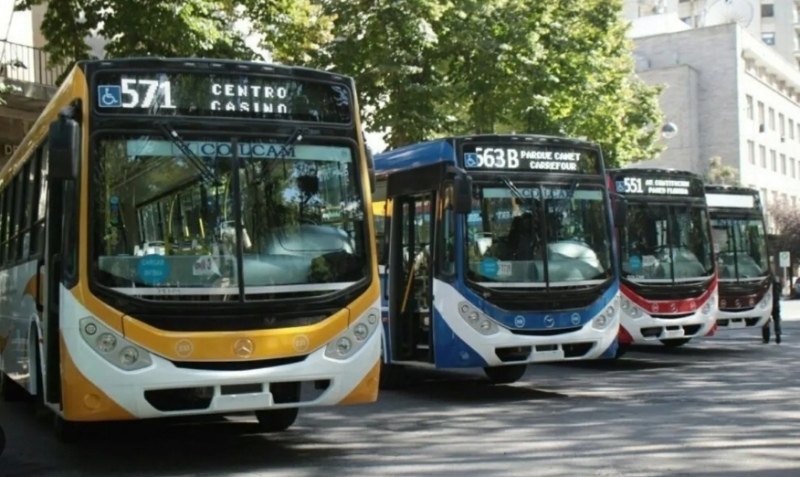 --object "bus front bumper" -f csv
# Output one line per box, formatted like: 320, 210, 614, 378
60, 318, 382, 422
